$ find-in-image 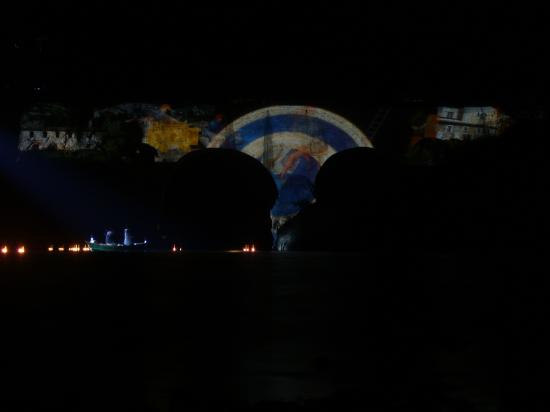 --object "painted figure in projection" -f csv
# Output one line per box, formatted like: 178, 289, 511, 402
208, 106, 373, 235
